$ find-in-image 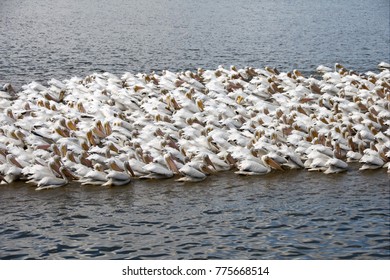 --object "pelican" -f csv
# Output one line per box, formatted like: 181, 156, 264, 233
79, 164, 107, 186
235, 155, 278, 175
359, 151, 385, 170
176, 163, 211, 182
378, 62, 390, 70
103, 171, 131, 186
127, 156, 149, 177
304, 149, 331, 172
0, 62, 389, 190
36, 166, 69, 191
176, 153, 216, 182
235, 159, 270, 175
324, 158, 348, 174
141, 153, 179, 179
103, 161, 134, 186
